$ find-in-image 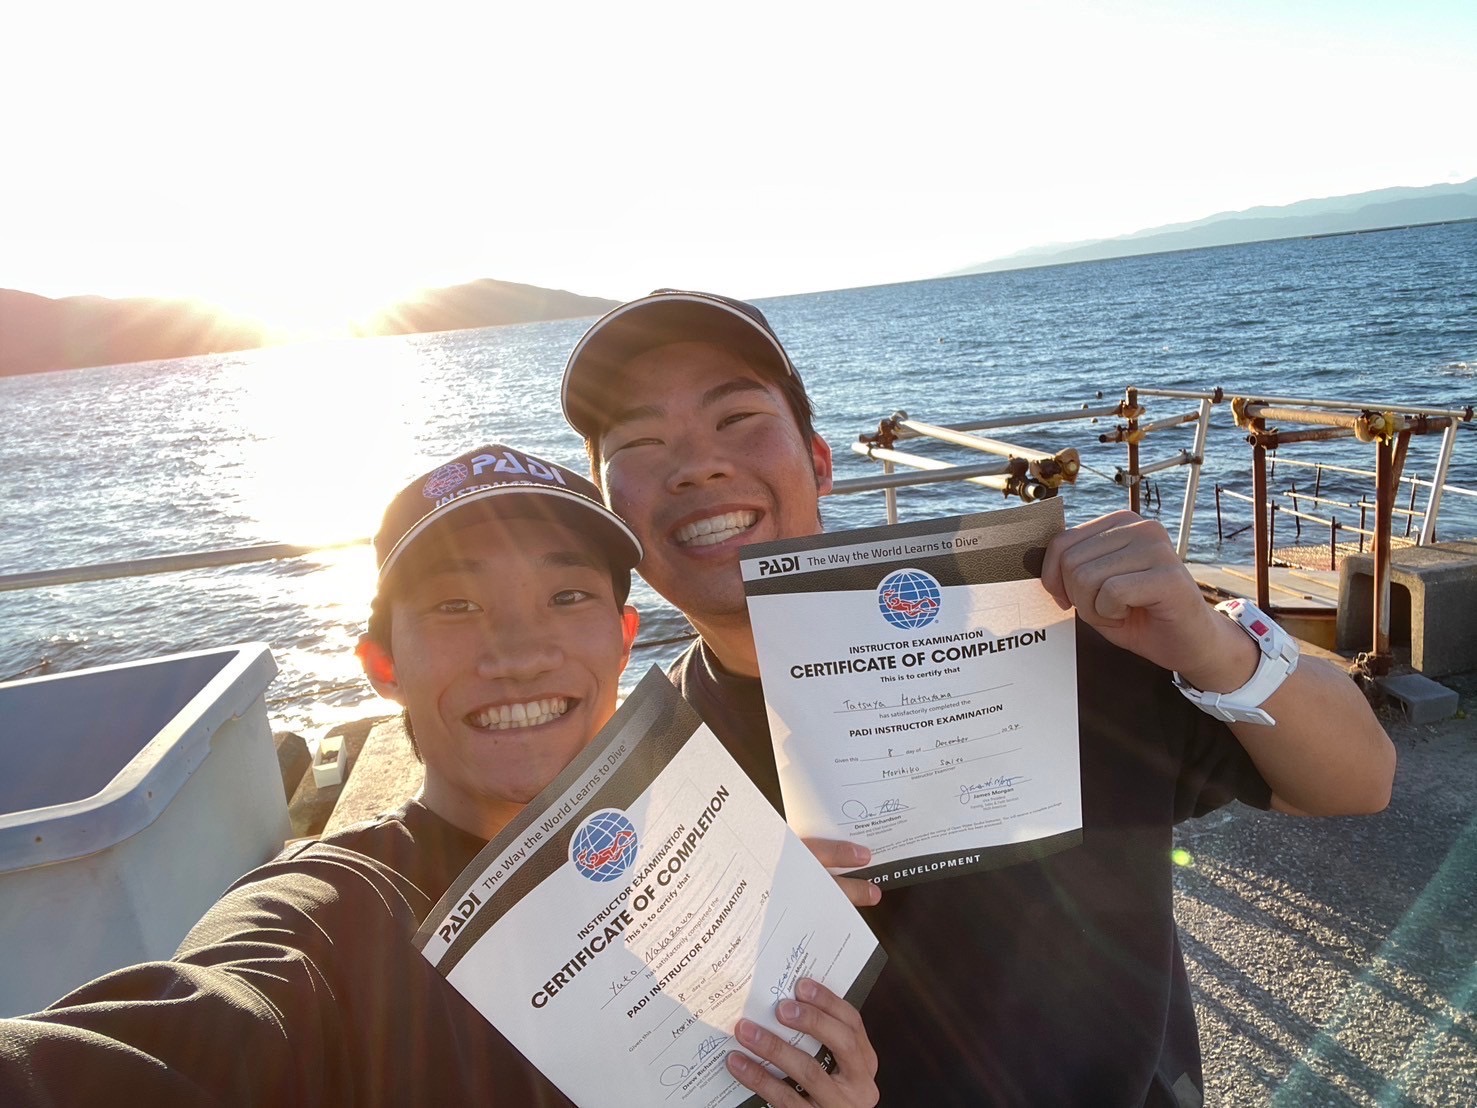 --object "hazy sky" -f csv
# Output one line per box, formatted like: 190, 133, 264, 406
3, 0, 1473, 331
